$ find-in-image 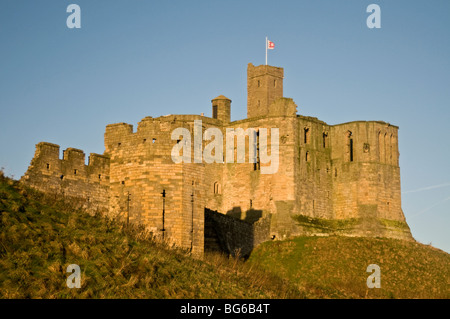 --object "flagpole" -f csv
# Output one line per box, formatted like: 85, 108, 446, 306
265, 36, 268, 65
